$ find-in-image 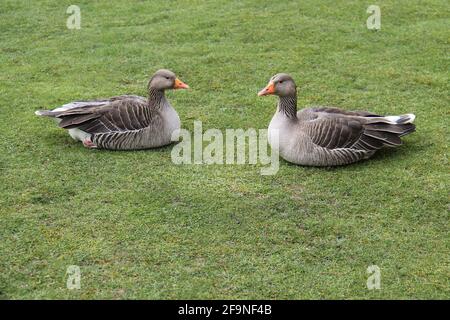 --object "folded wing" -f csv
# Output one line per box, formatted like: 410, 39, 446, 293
36, 95, 151, 134
300, 107, 415, 152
